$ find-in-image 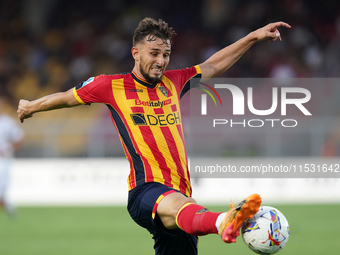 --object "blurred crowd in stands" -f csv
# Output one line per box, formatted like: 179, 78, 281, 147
0, 0, 340, 157
1, 0, 340, 108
